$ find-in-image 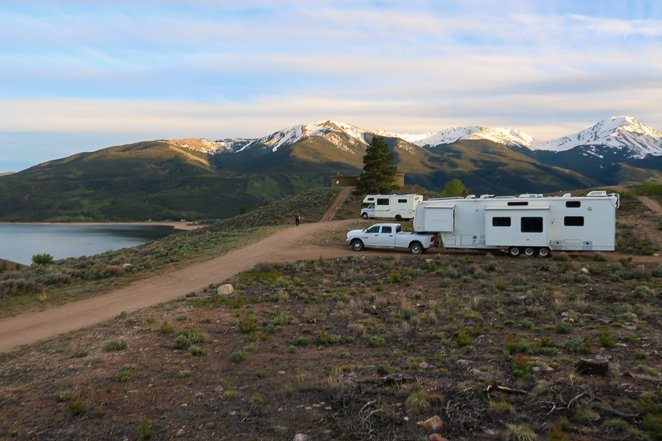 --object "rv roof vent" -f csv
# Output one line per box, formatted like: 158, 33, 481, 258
480, 194, 494, 199
465, 194, 476, 199
518, 193, 539, 198
587, 190, 607, 197
562, 193, 572, 198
